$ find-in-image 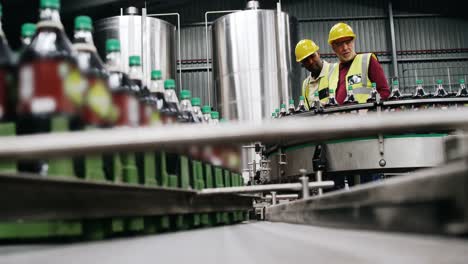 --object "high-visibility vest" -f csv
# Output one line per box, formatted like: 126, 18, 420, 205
329, 53, 373, 104
301, 62, 336, 109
